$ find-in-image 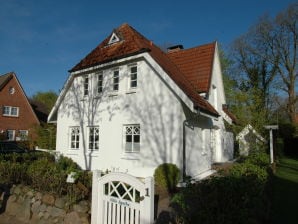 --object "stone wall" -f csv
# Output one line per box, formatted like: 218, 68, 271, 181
1, 184, 90, 224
